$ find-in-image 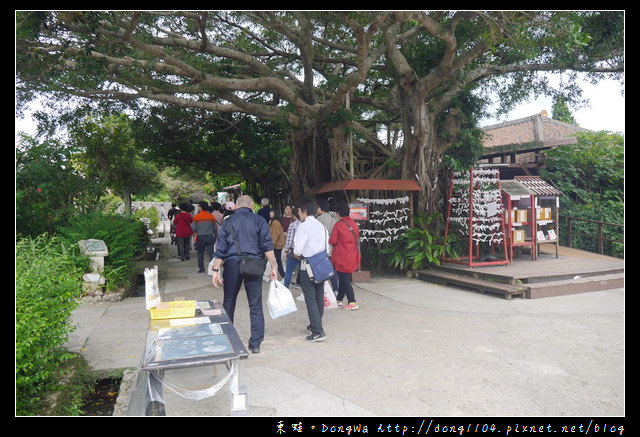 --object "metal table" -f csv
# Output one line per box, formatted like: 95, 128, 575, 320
140, 300, 249, 416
